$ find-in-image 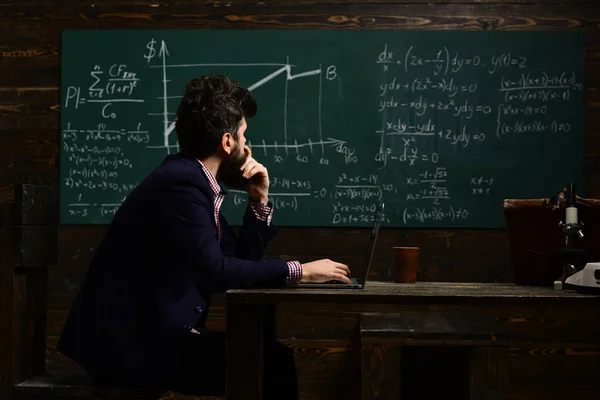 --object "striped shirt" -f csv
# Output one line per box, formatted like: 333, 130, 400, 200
198, 160, 302, 284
